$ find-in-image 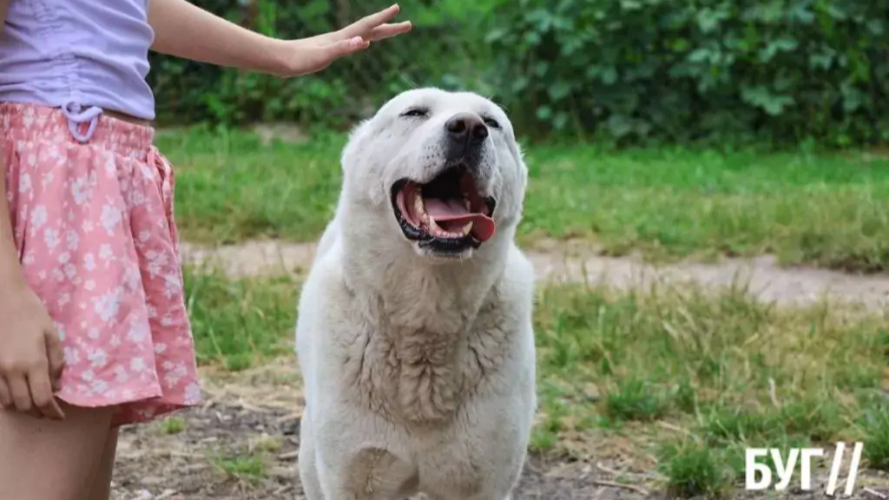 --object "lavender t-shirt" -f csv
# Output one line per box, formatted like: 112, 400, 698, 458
0, 0, 156, 140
